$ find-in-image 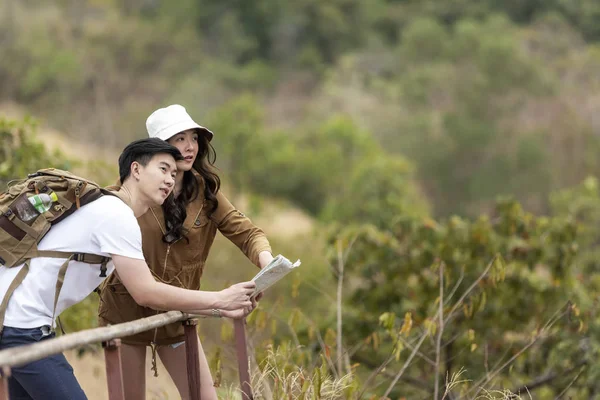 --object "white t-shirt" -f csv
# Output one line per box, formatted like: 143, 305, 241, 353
0, 196, 144, 329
